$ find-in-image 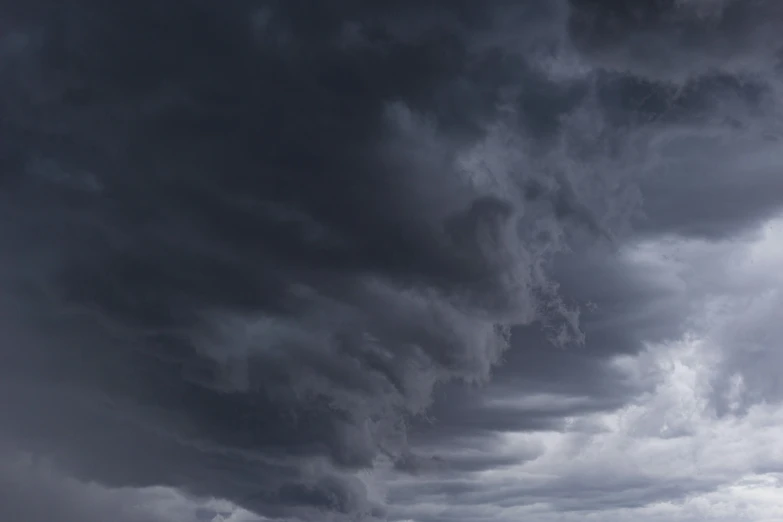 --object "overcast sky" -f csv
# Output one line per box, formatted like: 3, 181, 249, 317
2, 1, 783, 521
